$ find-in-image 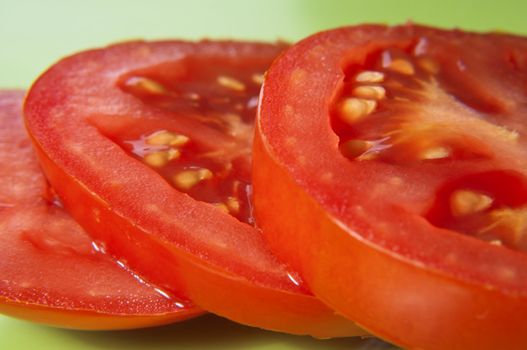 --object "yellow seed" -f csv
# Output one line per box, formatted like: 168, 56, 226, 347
169, 135, 190, 147
173, 168, 213, 190
146, 131, 189, 147
352, 86, 386, 100
387, 59, 415, 75
496, 127, 519, 142
339, 98, 377, 124
166, 148, 181, 160
144, 149, 180, 168
486, 208, 527, 245
339, 140, 372, 159
144, 152, 169, 168
421, 146, 450, 160
213, 203, 230, 214
217, 75, 245, 91
129, 77, 166, 94
226, 196, 240, 214
418, 58, 439, 74
450, 190, 493, 217
355, 71, 385, 83
252, 73, 265, 85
